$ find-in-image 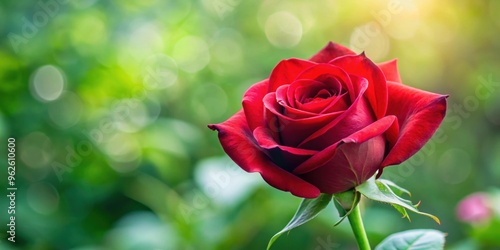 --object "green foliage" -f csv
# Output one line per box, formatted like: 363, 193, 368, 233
267, 194, 333, 250
375, 229, 446, 250
357, 177, 440, 224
